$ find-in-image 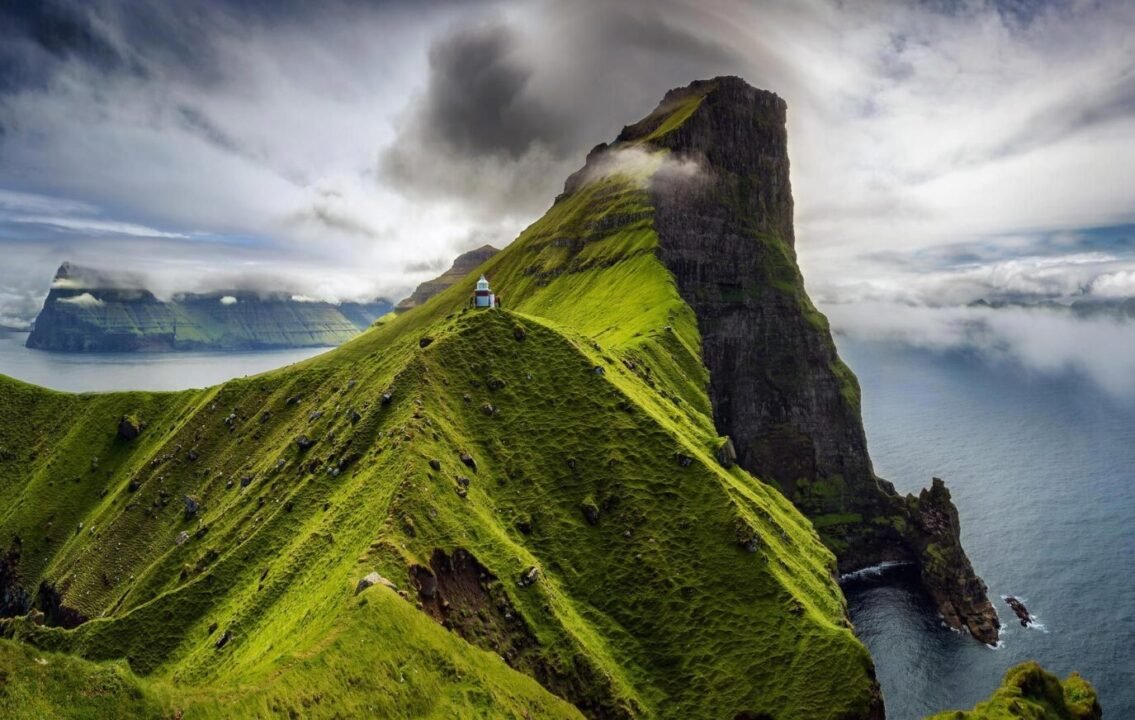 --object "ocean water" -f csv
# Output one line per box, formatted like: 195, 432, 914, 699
0, 331, 330, 392
838, 338, 1135, 719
